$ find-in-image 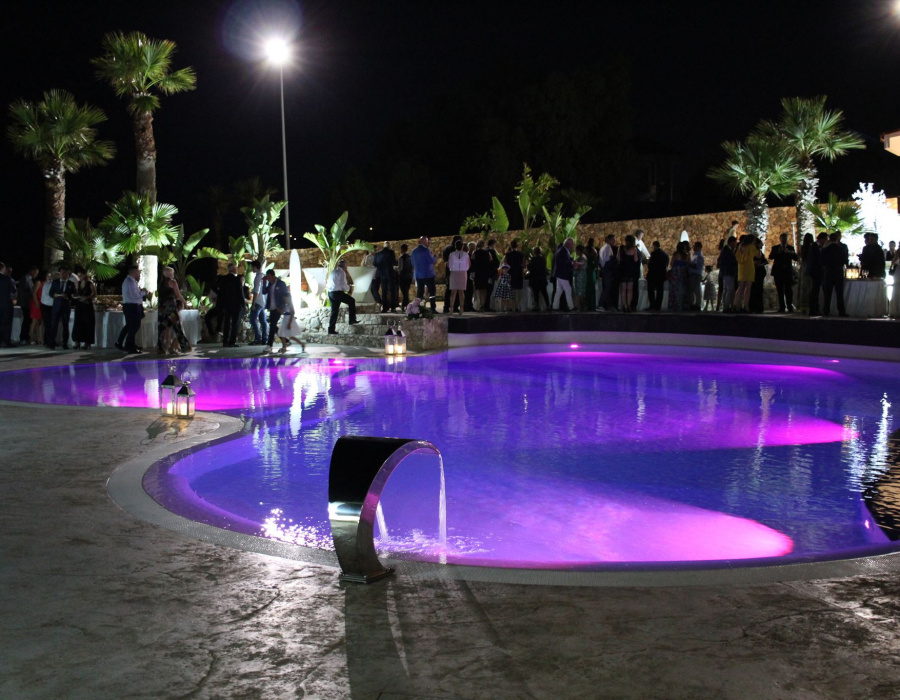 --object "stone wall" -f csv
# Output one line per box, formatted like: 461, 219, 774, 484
274, 205, 800, 274
268, 197, 896, 273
